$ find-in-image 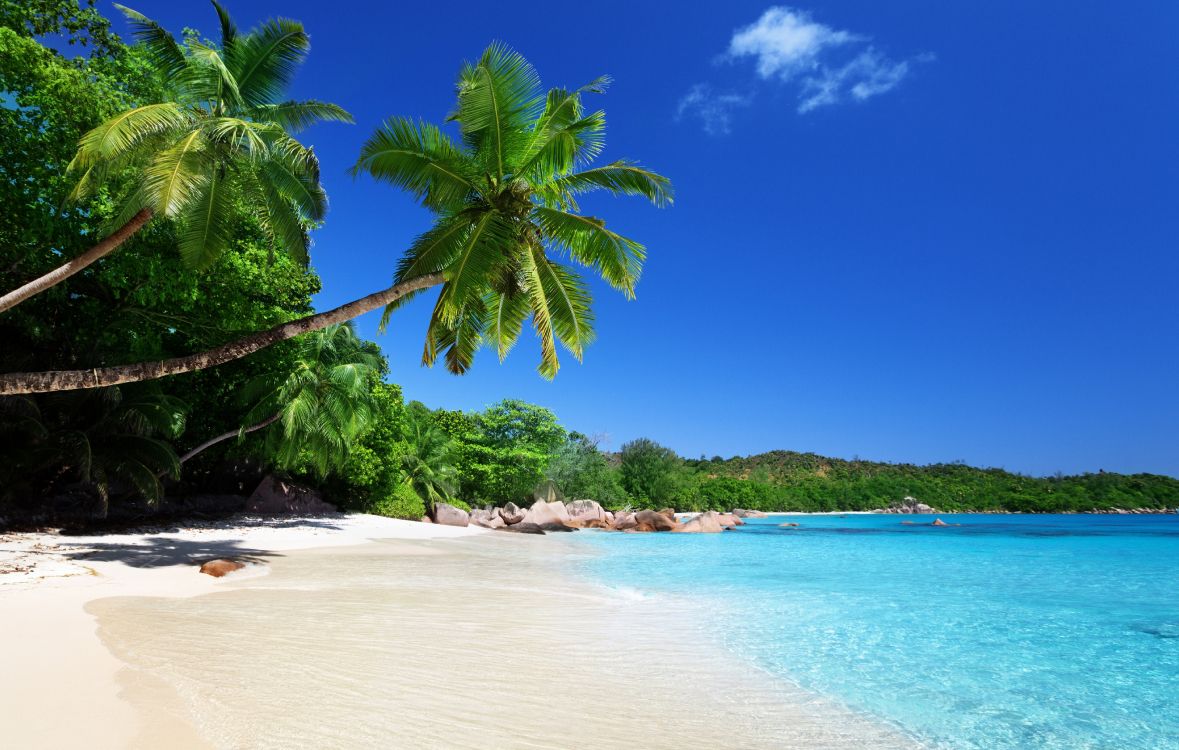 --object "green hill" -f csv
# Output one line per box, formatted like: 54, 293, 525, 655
674, 451, 1179, 513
